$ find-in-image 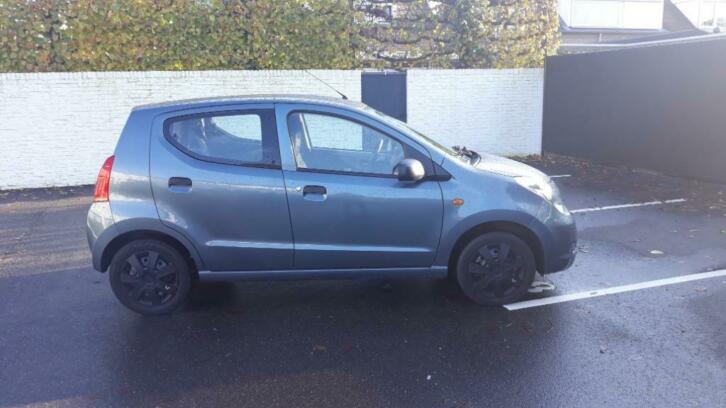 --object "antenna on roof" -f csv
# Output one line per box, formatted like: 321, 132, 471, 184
304, 70, 348, 100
